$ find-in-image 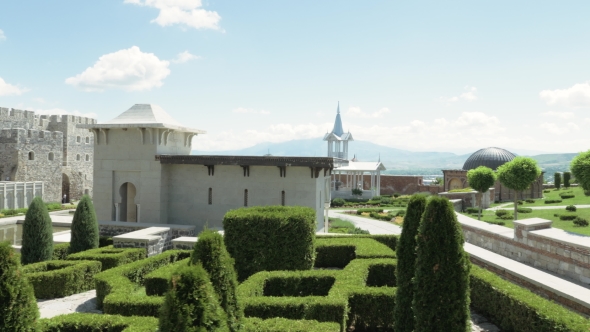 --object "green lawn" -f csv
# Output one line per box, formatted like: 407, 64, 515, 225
504, 186, 590, 207
461, 206, 590, 236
